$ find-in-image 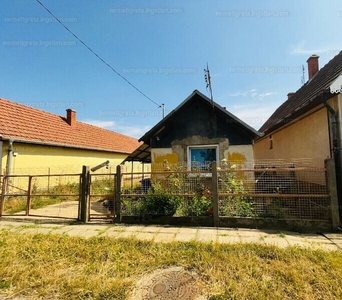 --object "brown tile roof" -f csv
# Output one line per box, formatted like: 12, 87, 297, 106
259, 51, 342, 134
0, 98, 141, 154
